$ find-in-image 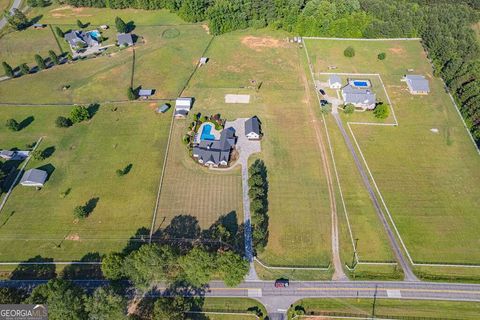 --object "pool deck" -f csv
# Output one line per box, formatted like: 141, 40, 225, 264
195, 121, 221, 144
